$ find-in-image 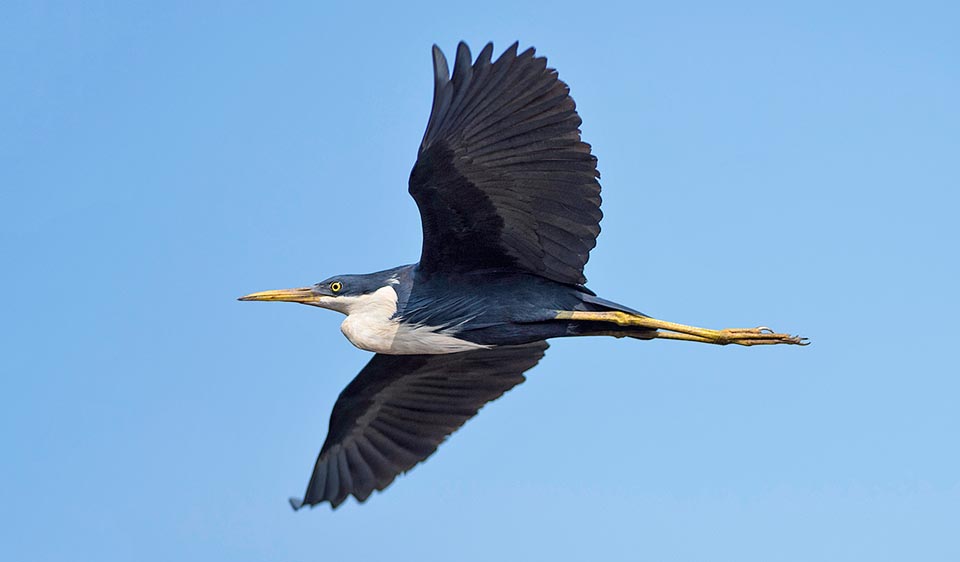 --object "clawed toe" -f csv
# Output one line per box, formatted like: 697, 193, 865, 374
718, 327, 809, 346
